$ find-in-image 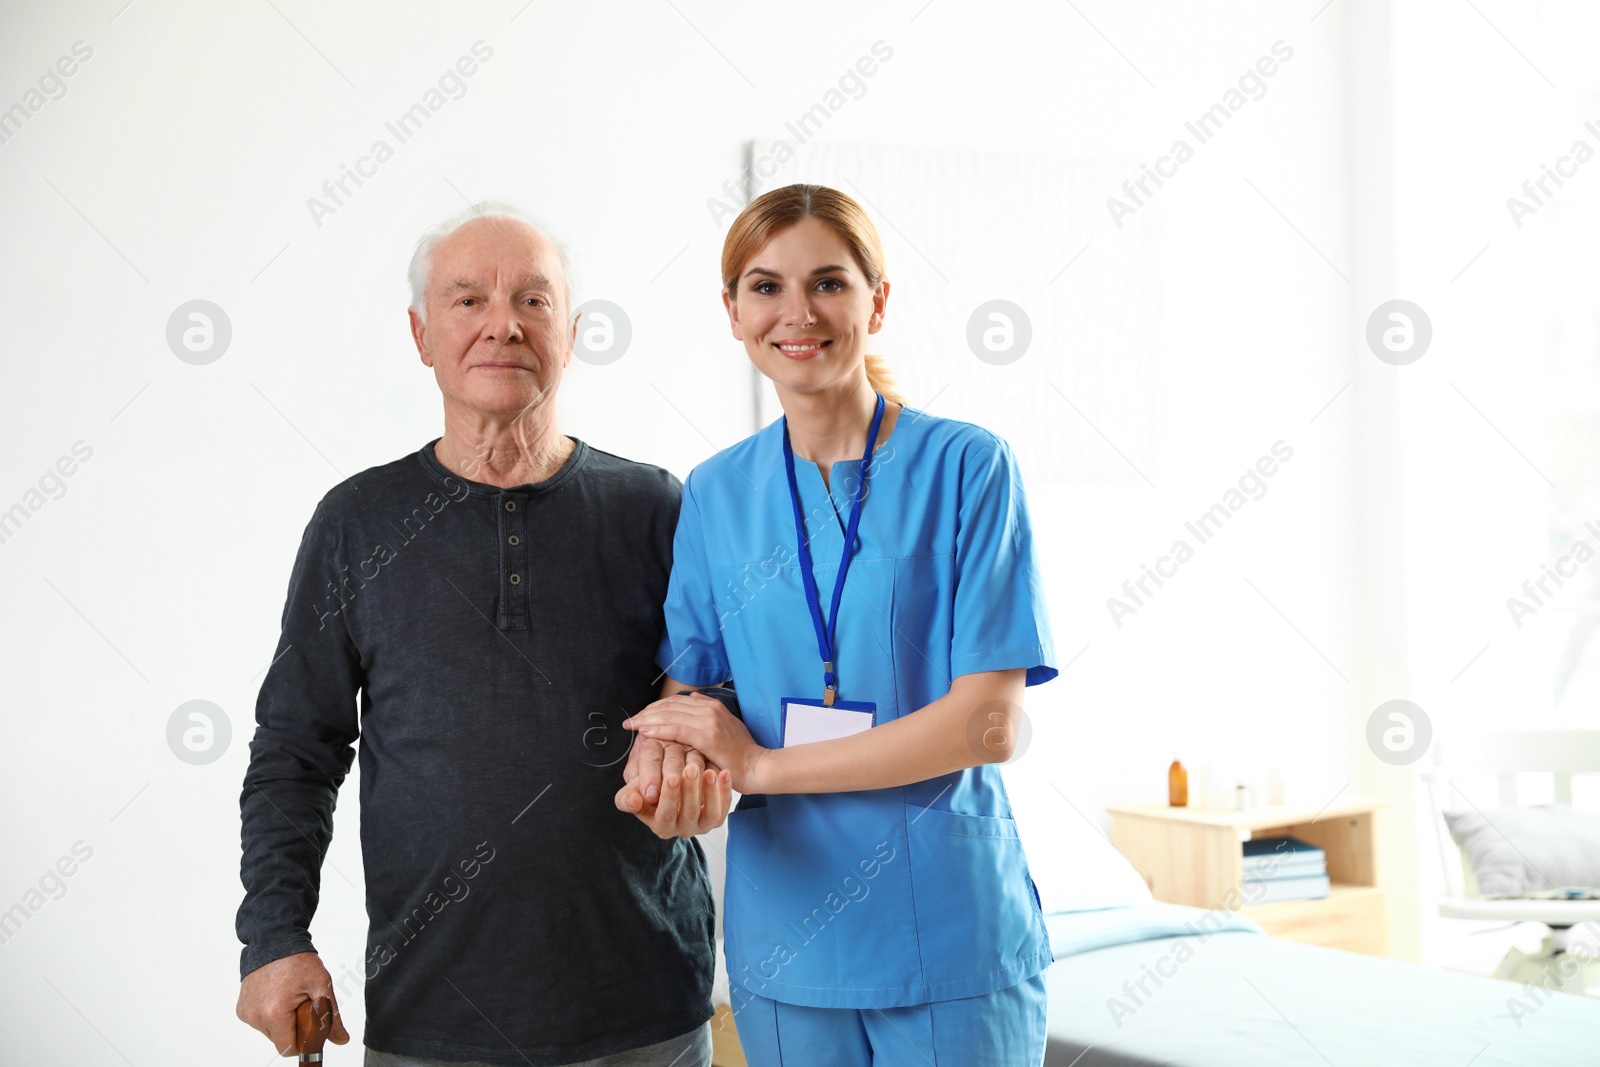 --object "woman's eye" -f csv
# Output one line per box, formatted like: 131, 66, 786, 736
752, 281, 776, 295
816, 278, 844, 293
